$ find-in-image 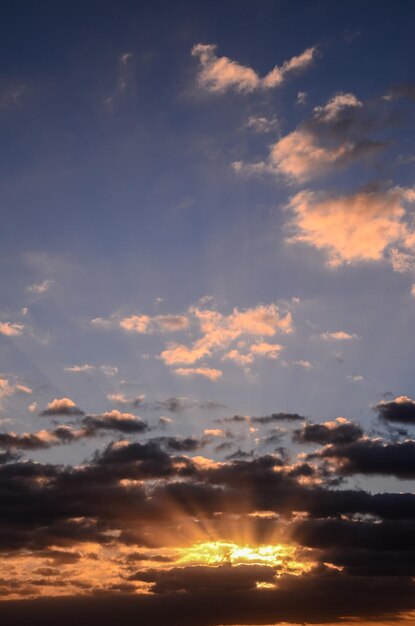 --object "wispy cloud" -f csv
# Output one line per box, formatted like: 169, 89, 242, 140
173, 367, 223, 381
192, 43, 317, 93
25, 279, 54, 295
